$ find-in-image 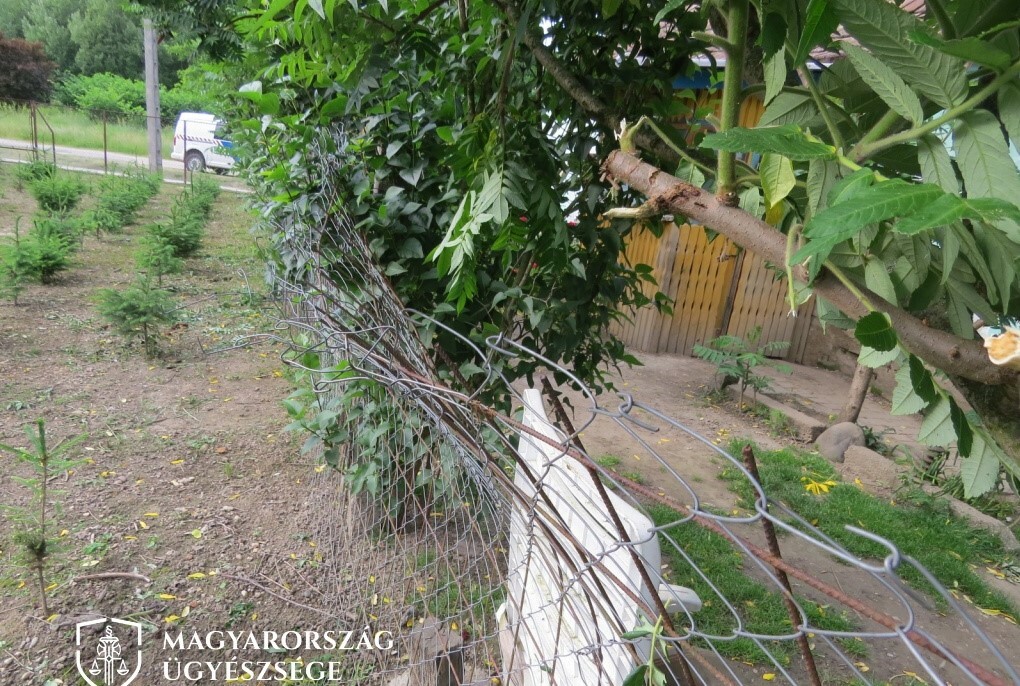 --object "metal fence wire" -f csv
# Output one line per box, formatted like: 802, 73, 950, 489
265, 133, 1020, 686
